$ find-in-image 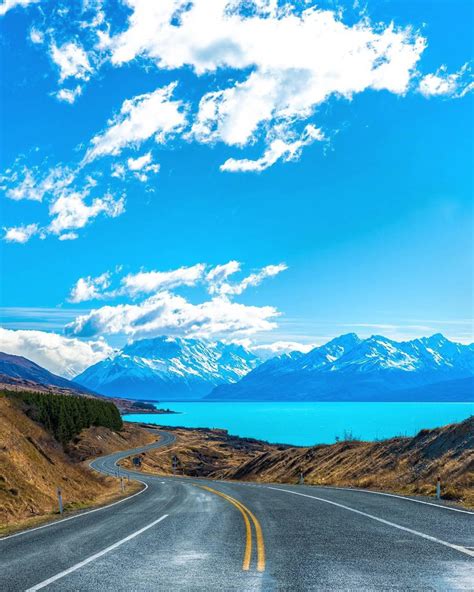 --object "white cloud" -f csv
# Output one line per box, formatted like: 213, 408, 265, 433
3, 223, 39, 243
0, 327, 113, 378
122, 264, 206, 296
206, 261, 241, 291
125, 152, 160, 182
69, 272, 111, 303
101, 1, 428, 167
56, 86, 83, 104
58, 231, 79, 241
127, 152, 152, 171
0, 0, 38, 17
48, 191, 125, 236
84, 83, 187, 162
418, 64, 473, 98
66, 290, 281, 341
50, 41, 92, 83
1, 164, 74, 202
68, 260, 286, 303
29, 27, 44, 44
65, 259, 287, 340
1, 160, 127, 243
252, 340, 317, 360
208, 262, 287, 296
221, 124, 324, 172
